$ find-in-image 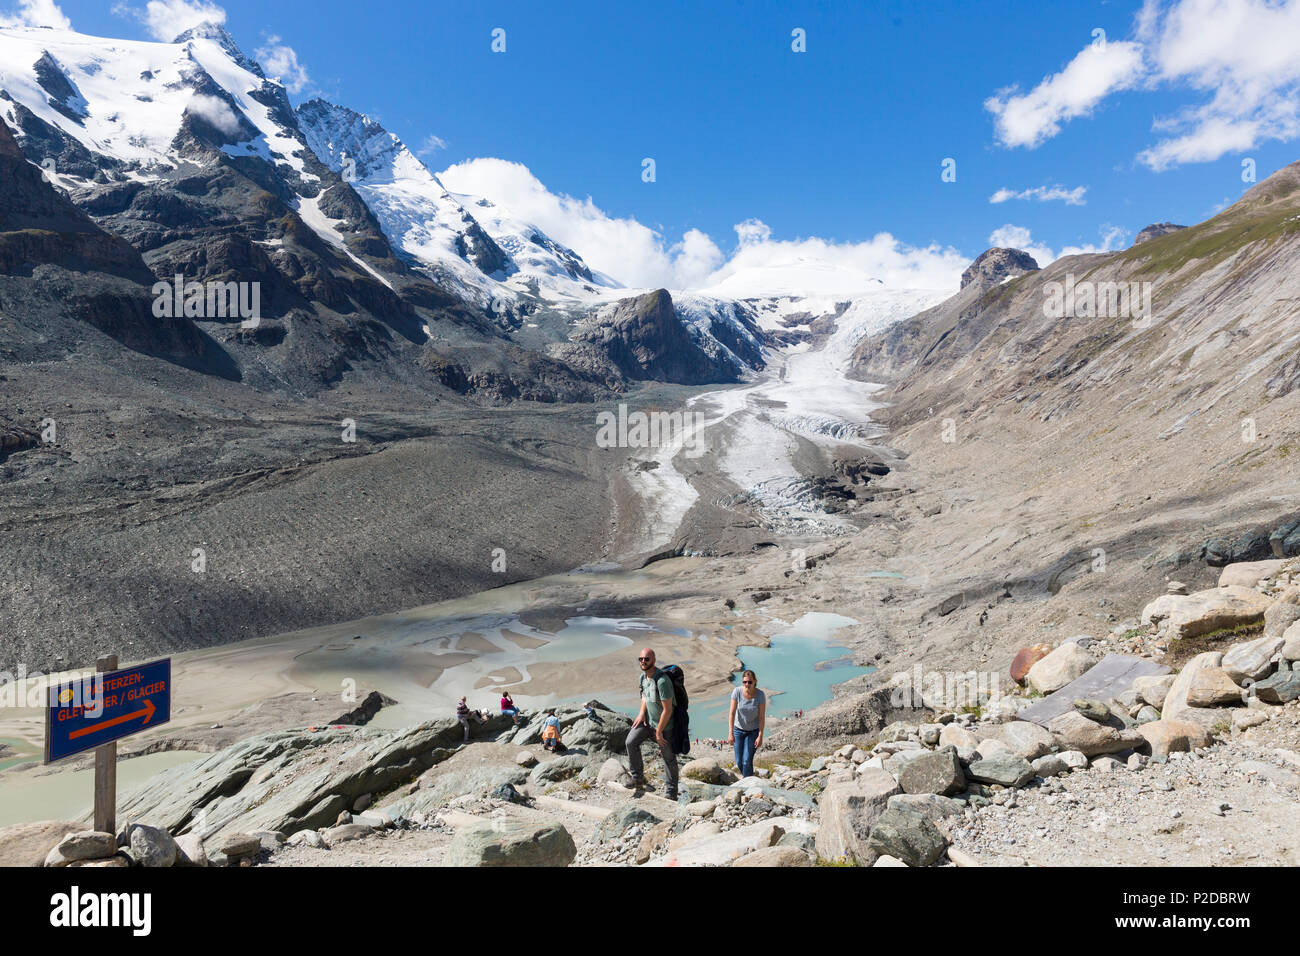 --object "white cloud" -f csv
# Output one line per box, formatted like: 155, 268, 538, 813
438, 158, 966, 293
668, 228, 725, 288
186, 92, 240, 135
988, 0, 1300, 169
734, 218, 773, 245
702, 225, 967, 294
255, 35, 310, 95
0, 0, 72, 29
1135, 0, 1300, 169
989, 223, 1129, 266
989, 184, 1088, 205
985, 39, 1145, 149
417, 134, 448, 157
439, 158, 726, 289
134, 0, 226, 41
